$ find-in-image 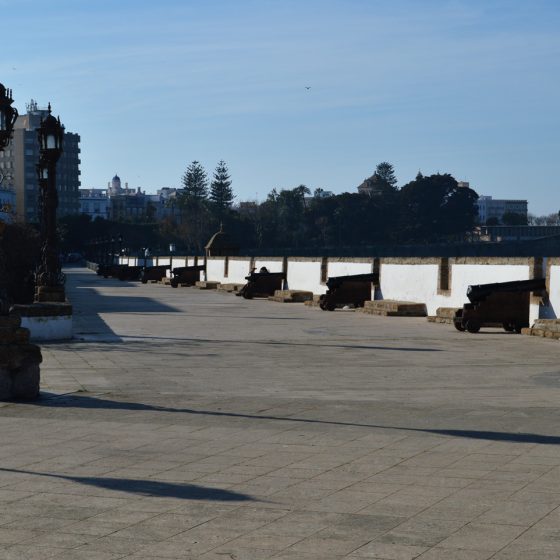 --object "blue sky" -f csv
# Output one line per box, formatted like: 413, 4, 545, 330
2, 0, 559, 214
